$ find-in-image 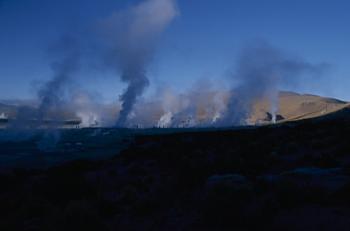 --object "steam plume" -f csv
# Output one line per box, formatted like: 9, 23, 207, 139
34, 37, 80, 150
220, 42, 327, 126
37, 36, 80, 123
129, 82, 228, 128
101, 0, 178, 126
